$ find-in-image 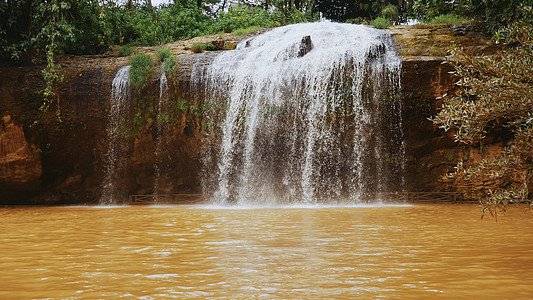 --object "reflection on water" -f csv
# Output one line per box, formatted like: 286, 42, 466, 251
1, 204, 533, 299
